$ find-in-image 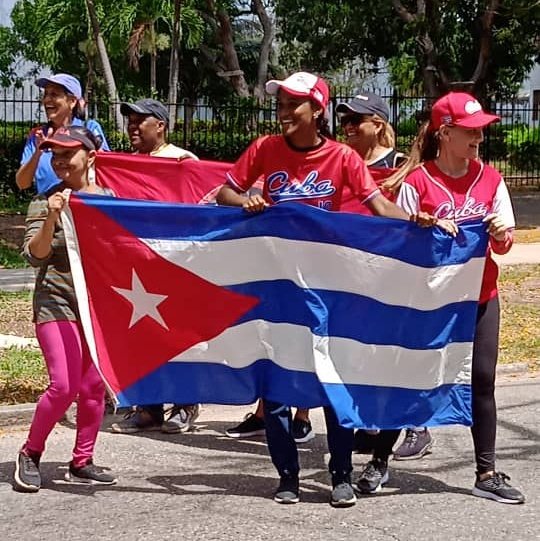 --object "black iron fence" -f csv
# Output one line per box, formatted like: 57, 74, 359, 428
1, 86, 539, 191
